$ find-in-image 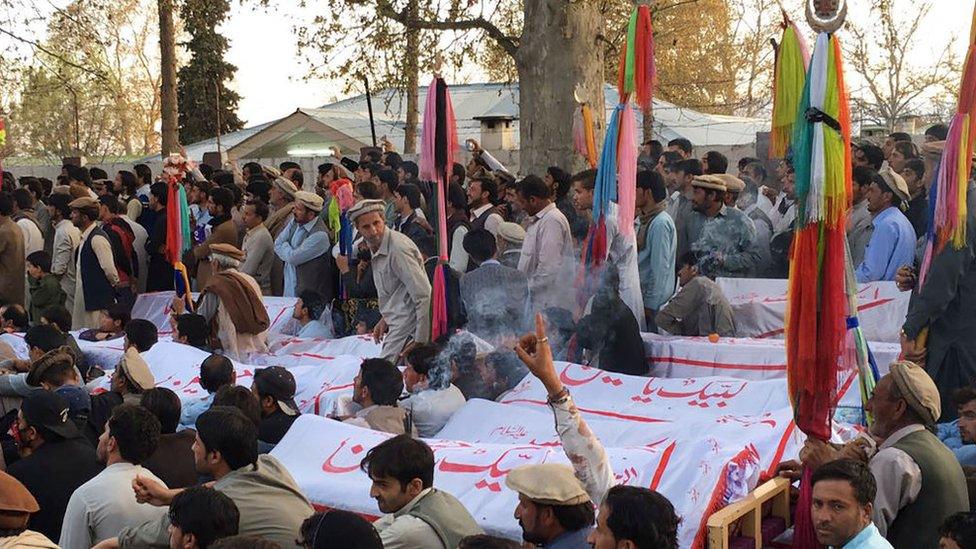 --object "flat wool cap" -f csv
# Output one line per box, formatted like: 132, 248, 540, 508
348, 199, 386, 223
68, 196, 99, 209
878, 166, 911, 207
118, 347, 155, 392
0, 471, 38, 529
505, 463, 590, 506
497, 221, 526, 244
209, 243, 246, 261
295, 191, 324, 212
691, 175, 727, 192
716, 174, 745, 193
889, 360, 941, 425
274, 177, 298, 198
